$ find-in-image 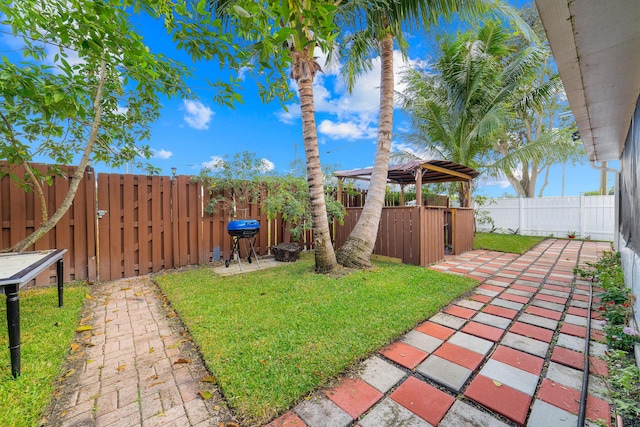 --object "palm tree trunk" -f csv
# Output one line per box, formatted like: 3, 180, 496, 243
298, 76, 337, 273
336, 32, 395, 268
